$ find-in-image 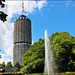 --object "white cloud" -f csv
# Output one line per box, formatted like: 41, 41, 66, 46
66, 3, 69, 6
38, 1, 47, 10
64, 3, 70, 10
5, 0, 47, 15
25, 13, 28, 16
6, 1, 21, 16
4, 47, 13, 57
0, 21, 14, 57
51, 4, 54, 7
64, 7, 68, 10
0, 34, 4, 47
0, 53, 13, 65
24, 1, 37, 13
